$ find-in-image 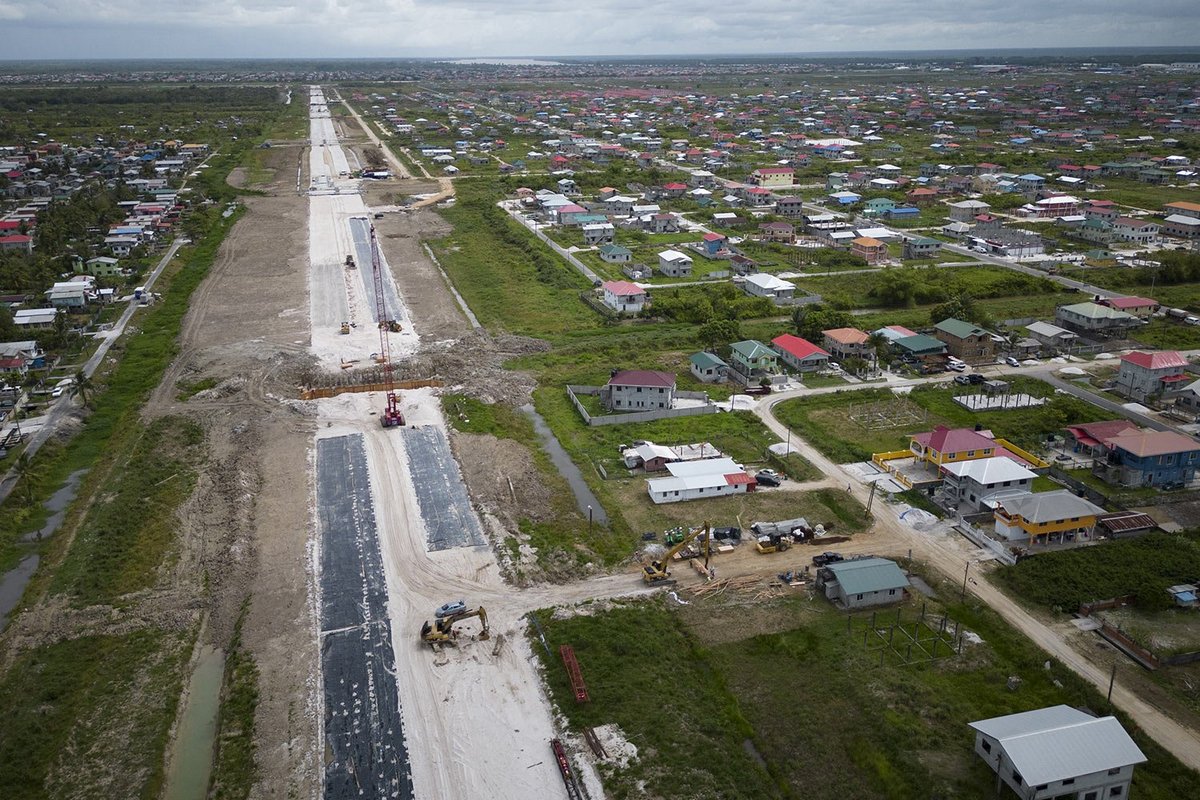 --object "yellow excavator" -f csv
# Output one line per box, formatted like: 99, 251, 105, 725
641, 523, 711, 585
420, 606, 490, 645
